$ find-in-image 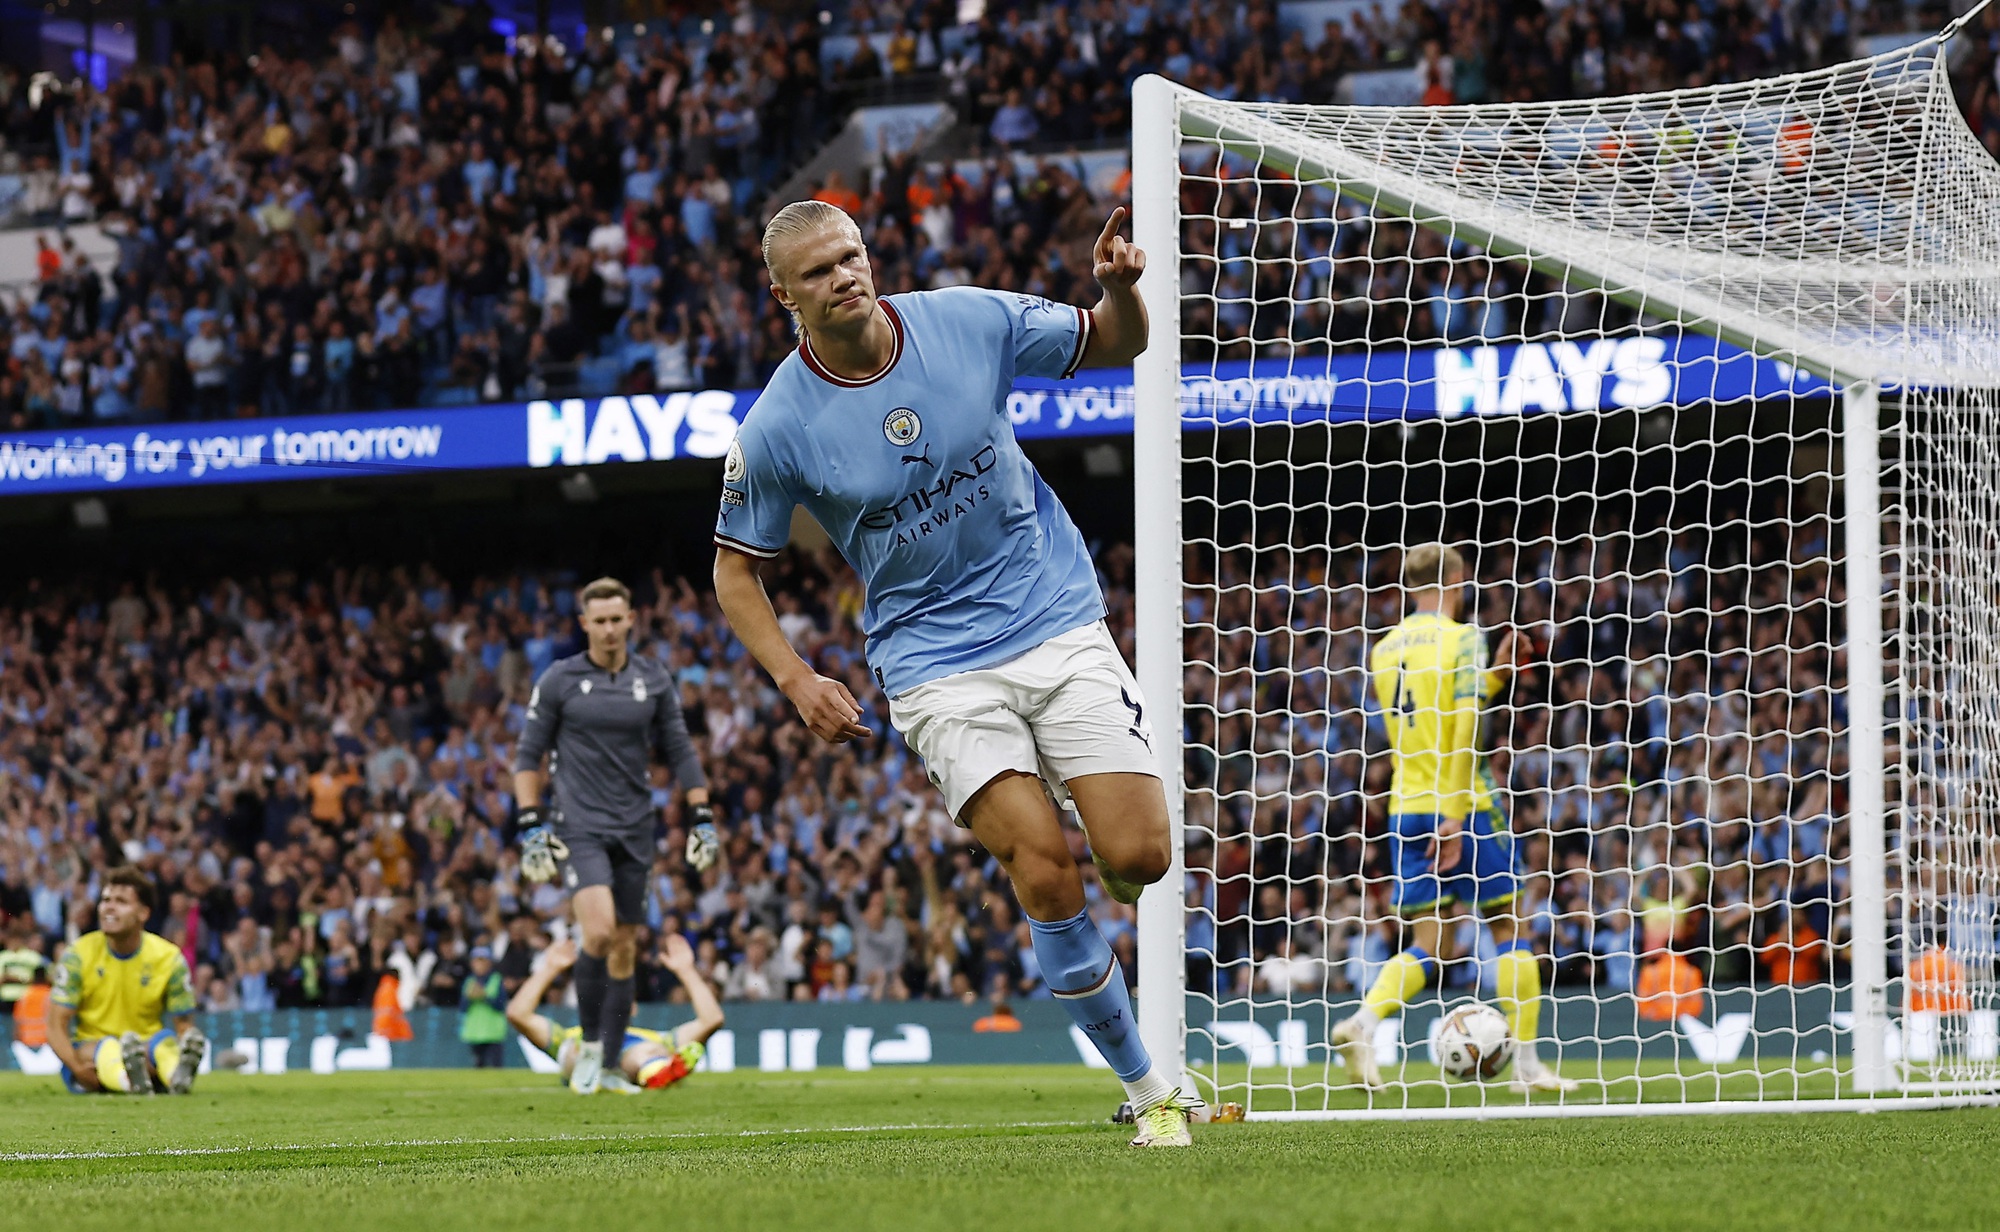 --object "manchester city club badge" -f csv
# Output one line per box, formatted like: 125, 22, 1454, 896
883, 407, 922, 446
